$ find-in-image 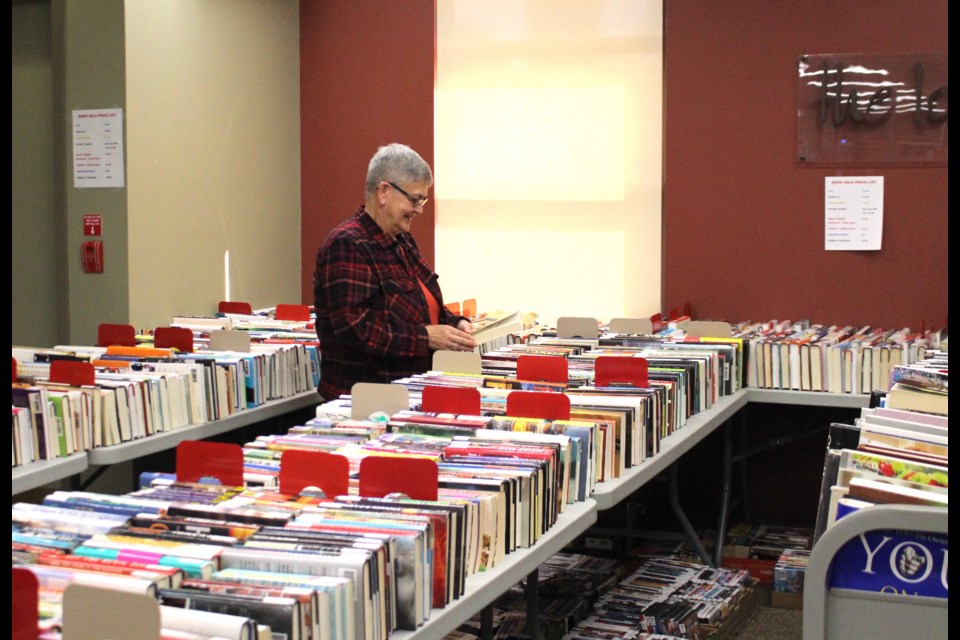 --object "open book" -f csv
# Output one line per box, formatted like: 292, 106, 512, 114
470, 311, 525, 352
